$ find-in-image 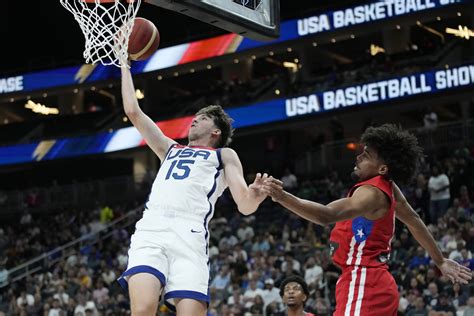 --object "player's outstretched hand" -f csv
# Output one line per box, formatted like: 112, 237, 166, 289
438, 258, 472, 284
249, 173, 269, 202
262, 177, 284, 202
